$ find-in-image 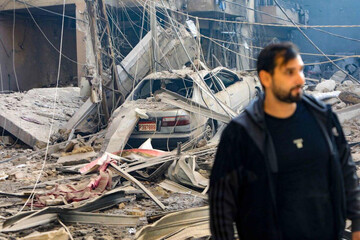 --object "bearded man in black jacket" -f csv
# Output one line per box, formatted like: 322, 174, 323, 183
209, 42, 360, 240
